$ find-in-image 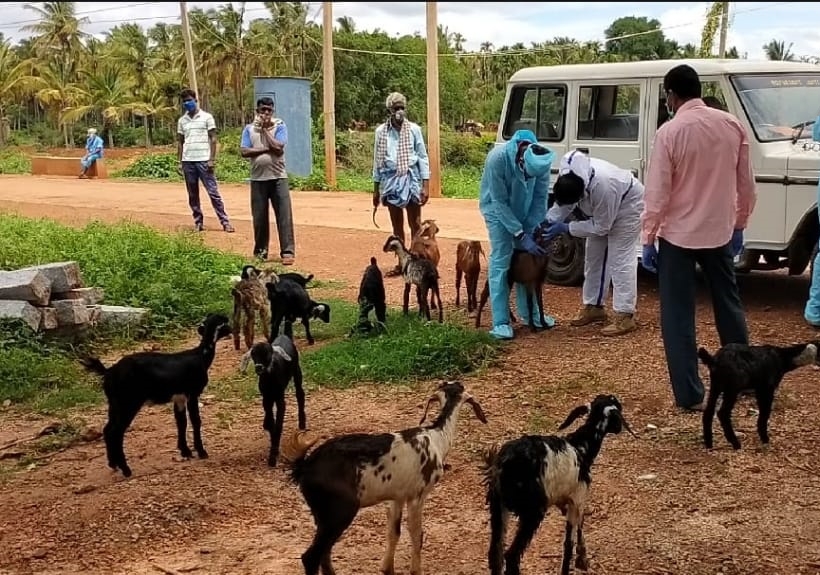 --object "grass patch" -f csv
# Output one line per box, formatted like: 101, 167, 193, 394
0, 149, 30, 174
